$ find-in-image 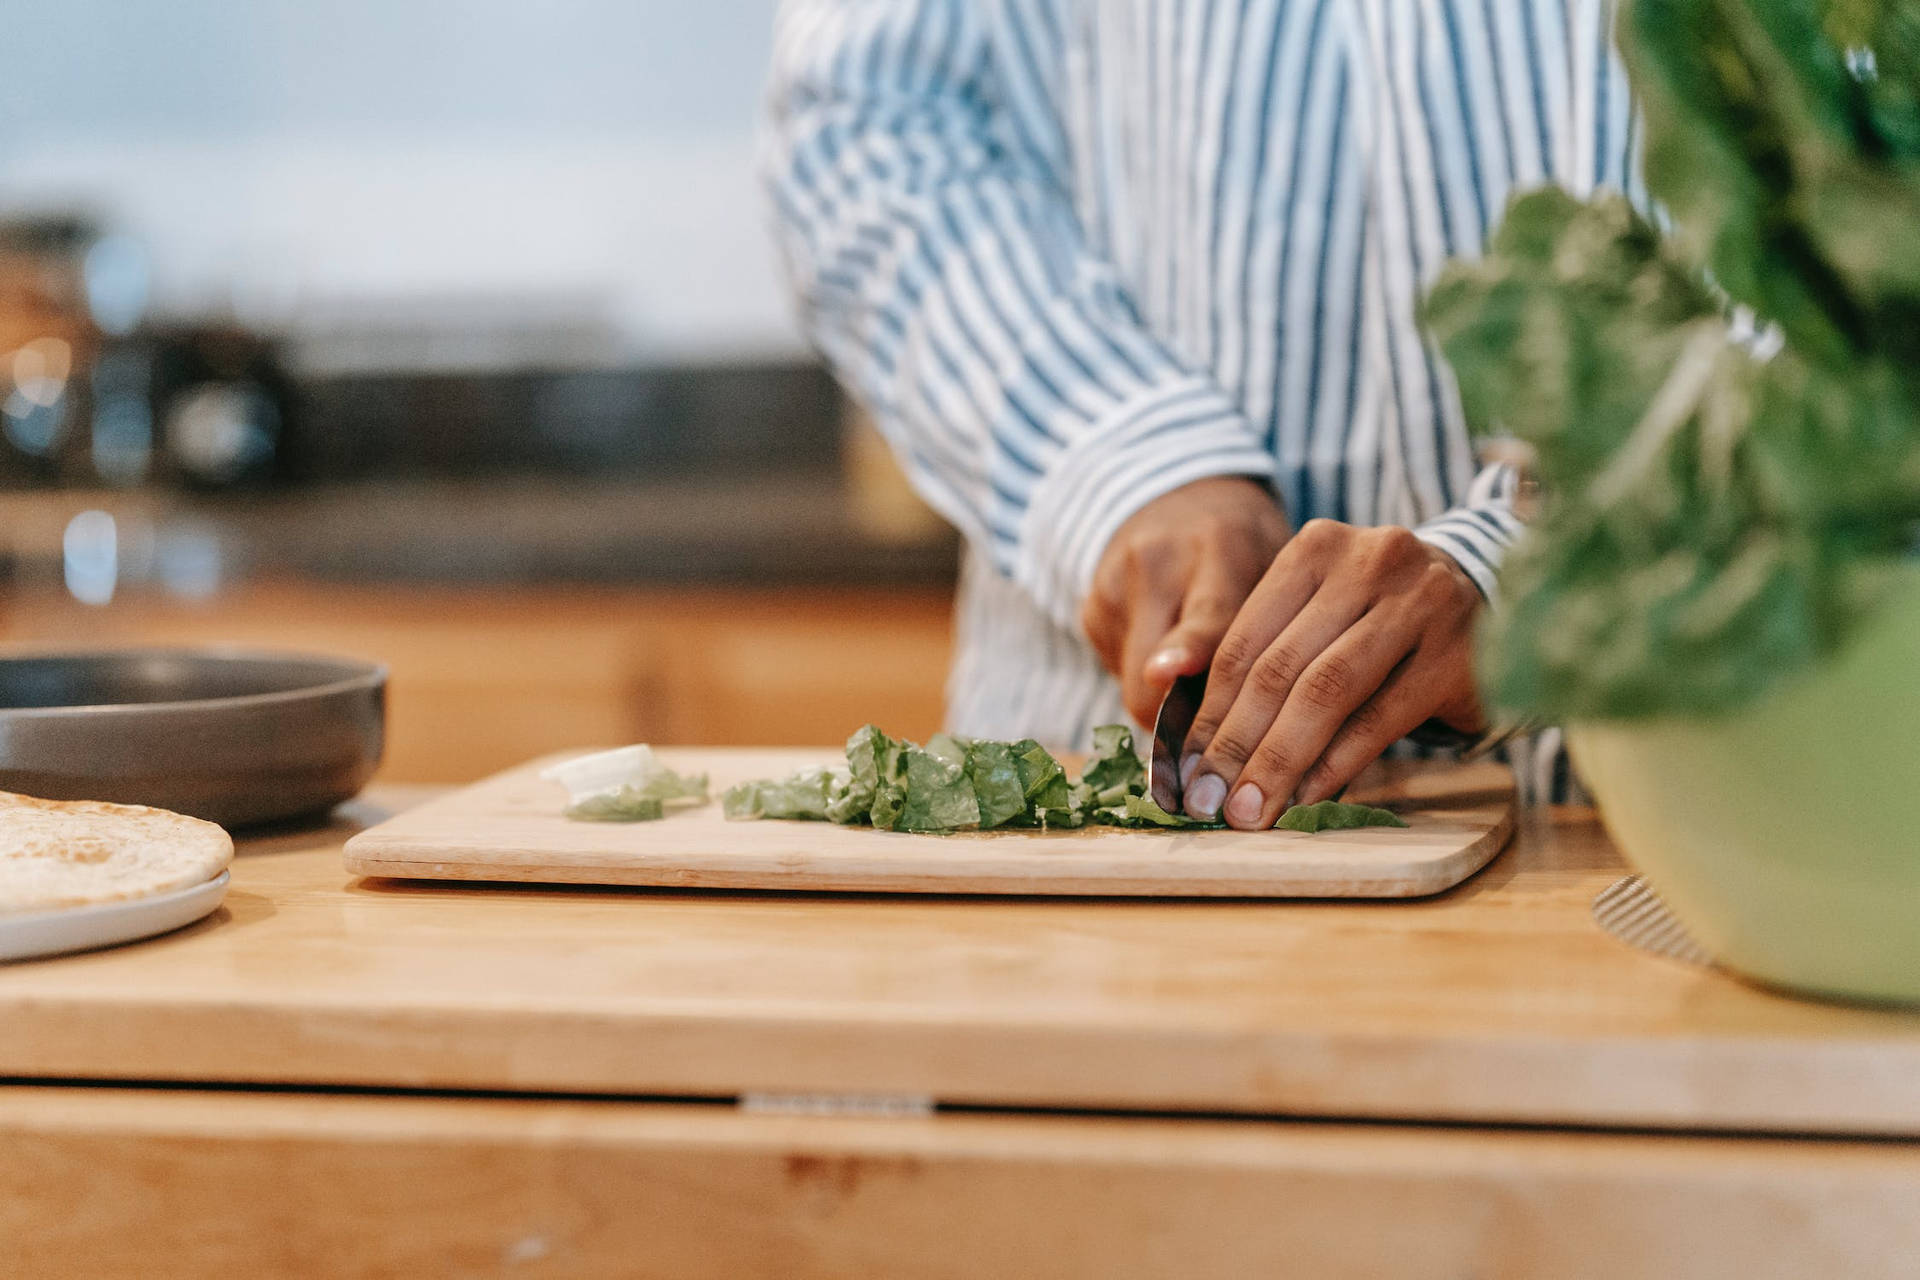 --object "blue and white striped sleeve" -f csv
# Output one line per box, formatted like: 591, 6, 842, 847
1413, 0, 1638, 602
1411, 463, 1526, 600
761, 0, 1276, 632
